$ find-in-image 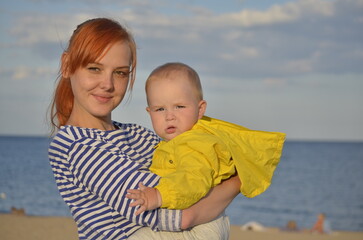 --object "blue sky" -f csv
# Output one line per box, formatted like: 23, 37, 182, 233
1, 0, 362, 141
